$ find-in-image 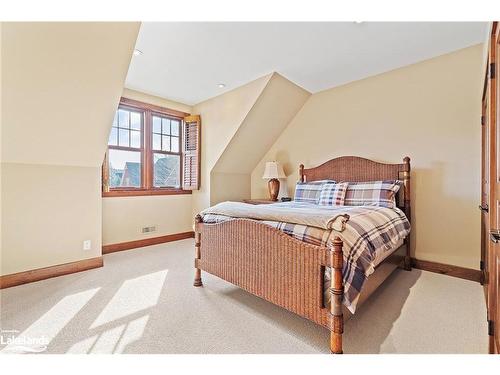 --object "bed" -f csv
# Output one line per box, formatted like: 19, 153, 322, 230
193, 156, 412, 353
